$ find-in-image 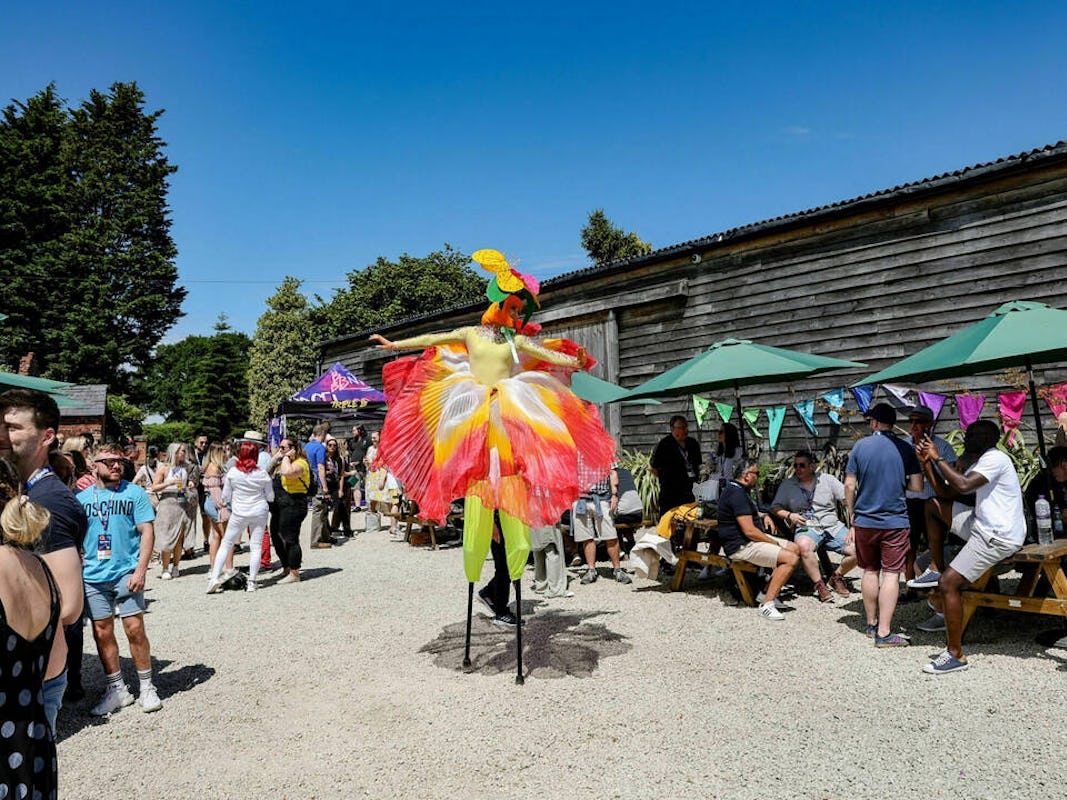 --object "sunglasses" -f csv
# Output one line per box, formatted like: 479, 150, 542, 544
795, 462, 811, 469
95, 458, 125, 467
